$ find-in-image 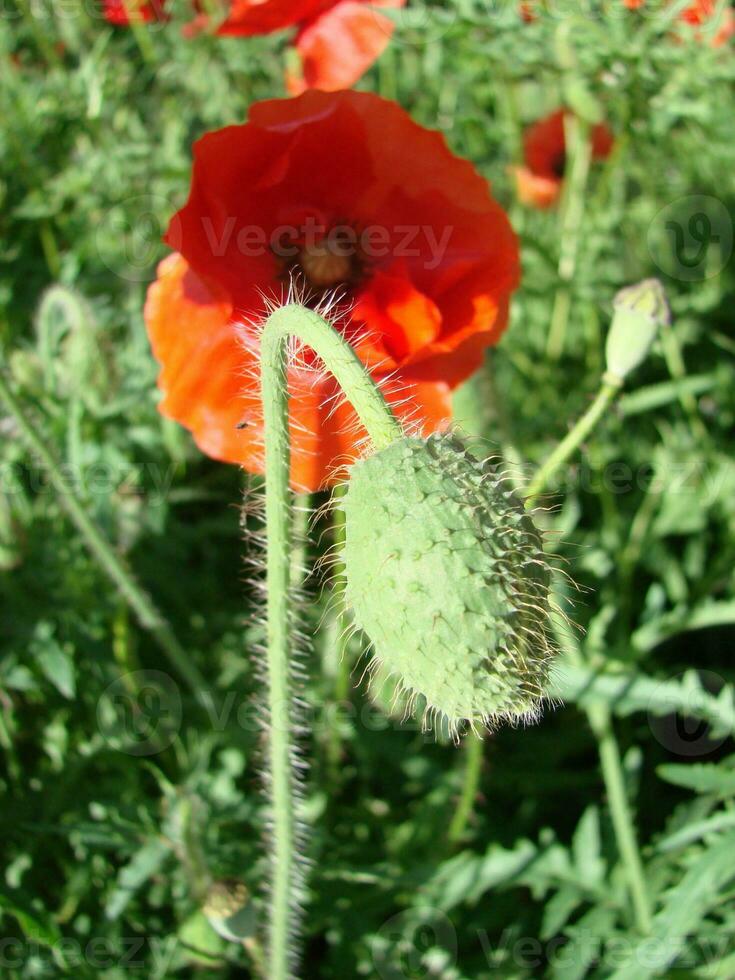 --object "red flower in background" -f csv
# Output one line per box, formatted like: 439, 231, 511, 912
105, 0, 405, 91
145, 91, 519, 491
287, 0, 406, 94
513, 109, 614, 209
623, 0, 734, 45
103, 0, 167, 24
680, 0, 734, 45
211, 0, 406, 92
